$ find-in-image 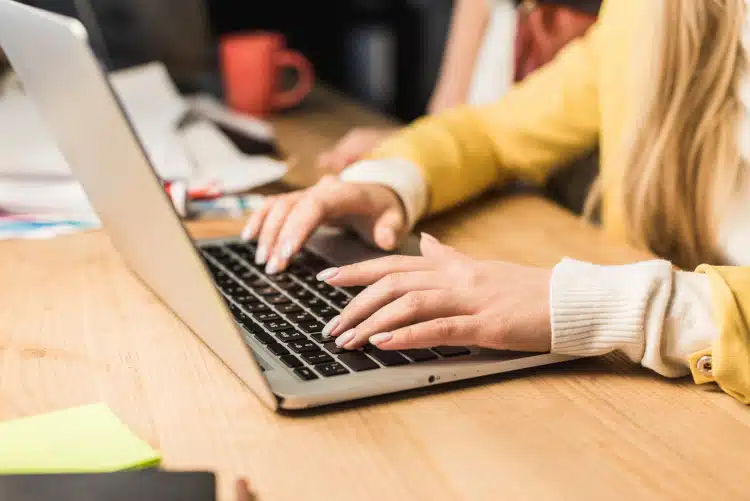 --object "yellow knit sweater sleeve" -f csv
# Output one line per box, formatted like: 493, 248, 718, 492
368, 20, 603, 215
